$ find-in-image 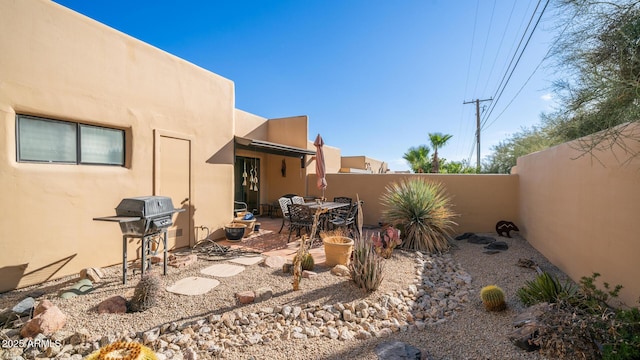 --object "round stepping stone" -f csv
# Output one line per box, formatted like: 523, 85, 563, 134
166, 277, 220, 296
200, 263, 245, 277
